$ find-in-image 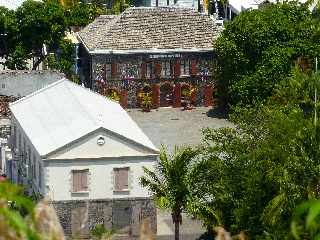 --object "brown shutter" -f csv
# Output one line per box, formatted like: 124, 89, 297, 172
111, 62, 117, 77
155, 61, 161, 78
114, 168, 129, 191
81, 170, 88, 191
73, 171, 81, 192
73, 170, 88, 192
114, 169, 120, 190
174, 59, 181, 77
119, 168, 129, 190
190, 59, 198, 76
141, 62, 146, 79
